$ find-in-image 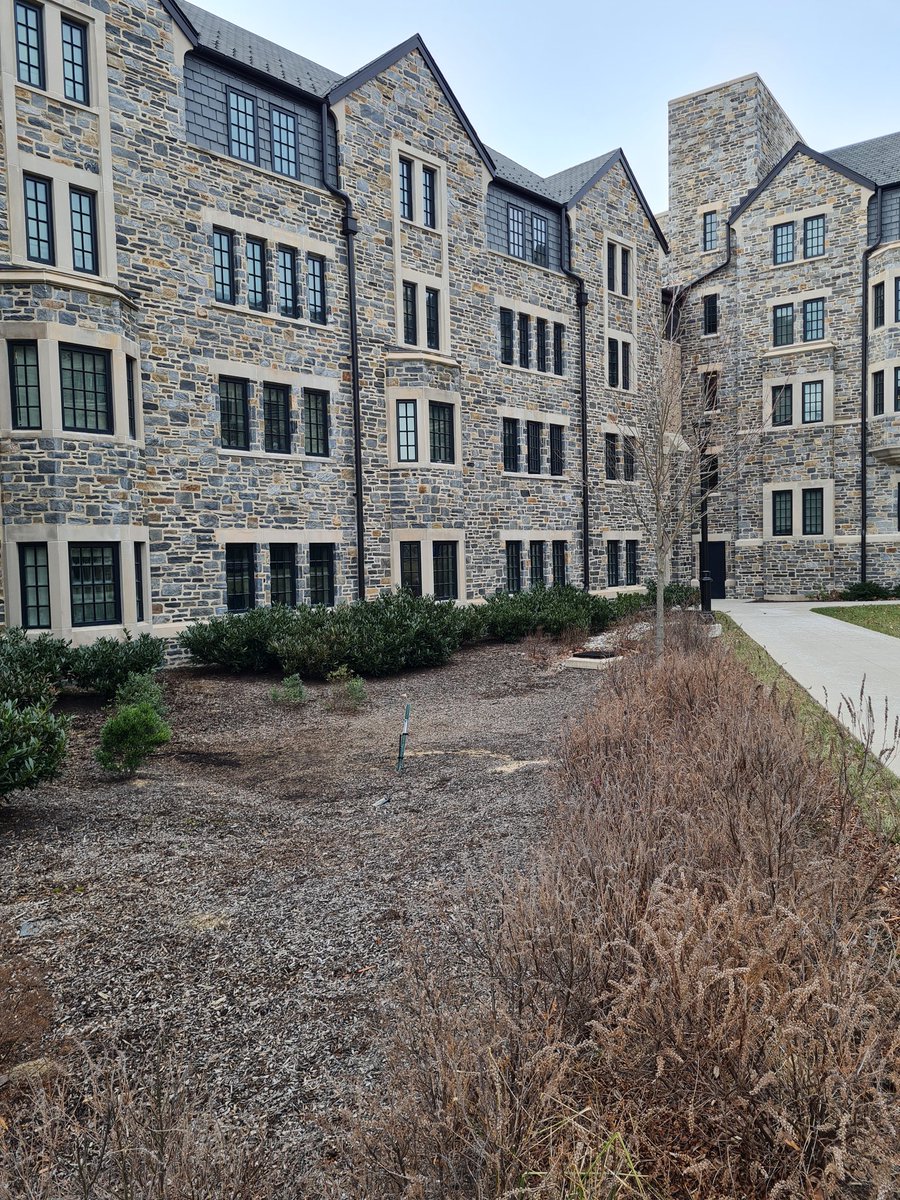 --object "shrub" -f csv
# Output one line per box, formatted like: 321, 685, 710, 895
0, 700, 69, 799
176, 606, 296, 672
838, 580, 895, 601
644, 579, 701, 608
114, 672, 166, 715
326, 665, 367, 711
69, 633, 165, 699
95, 703, 171, 776
0, 629, 72, 707
269, 674, 307, 705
